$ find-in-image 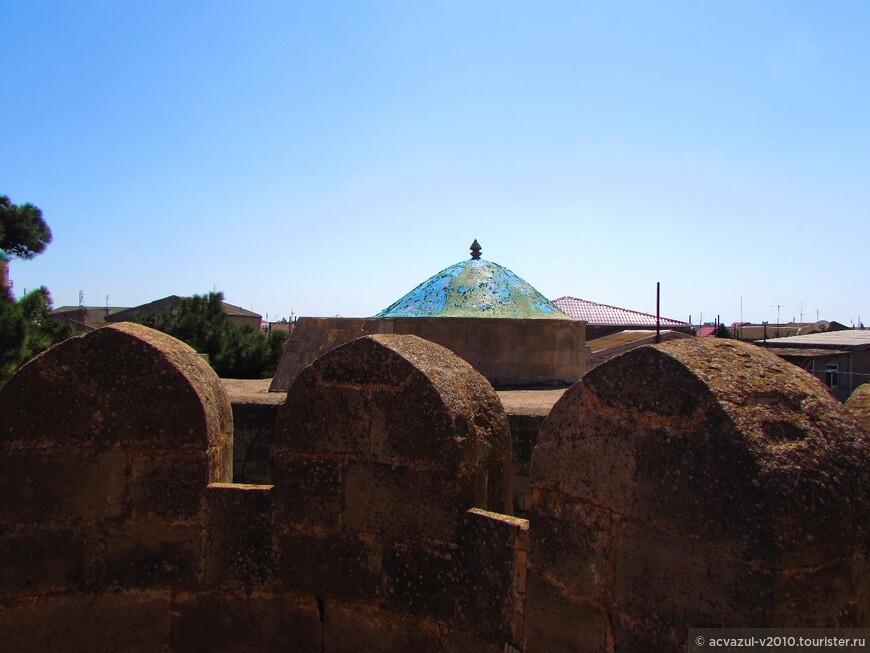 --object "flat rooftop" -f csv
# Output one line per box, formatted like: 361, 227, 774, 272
222, 378, 566, 417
